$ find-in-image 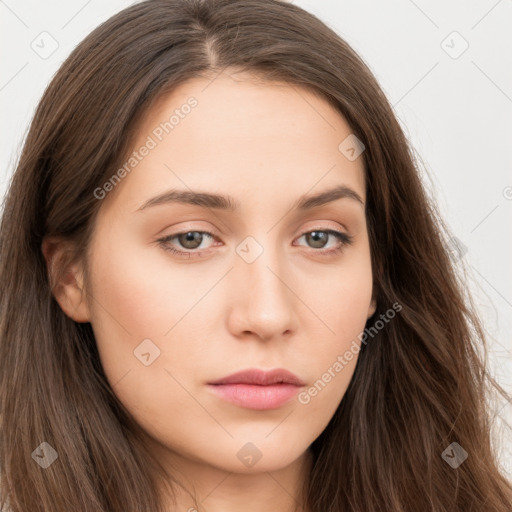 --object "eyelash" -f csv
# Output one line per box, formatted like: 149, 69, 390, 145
156, 228, 354, 259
